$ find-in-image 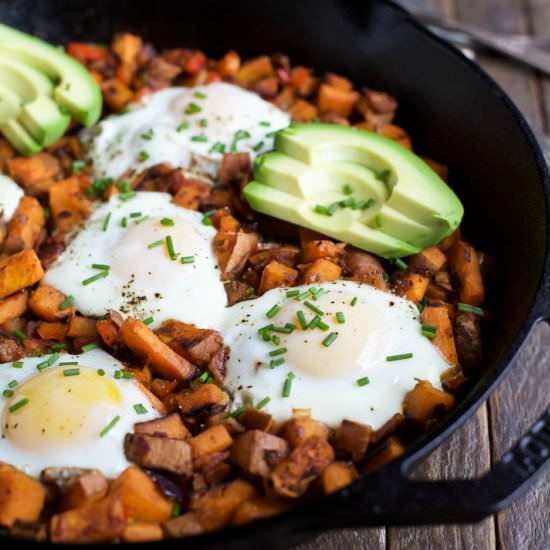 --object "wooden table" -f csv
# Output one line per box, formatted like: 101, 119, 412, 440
297, 1, 550, 548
